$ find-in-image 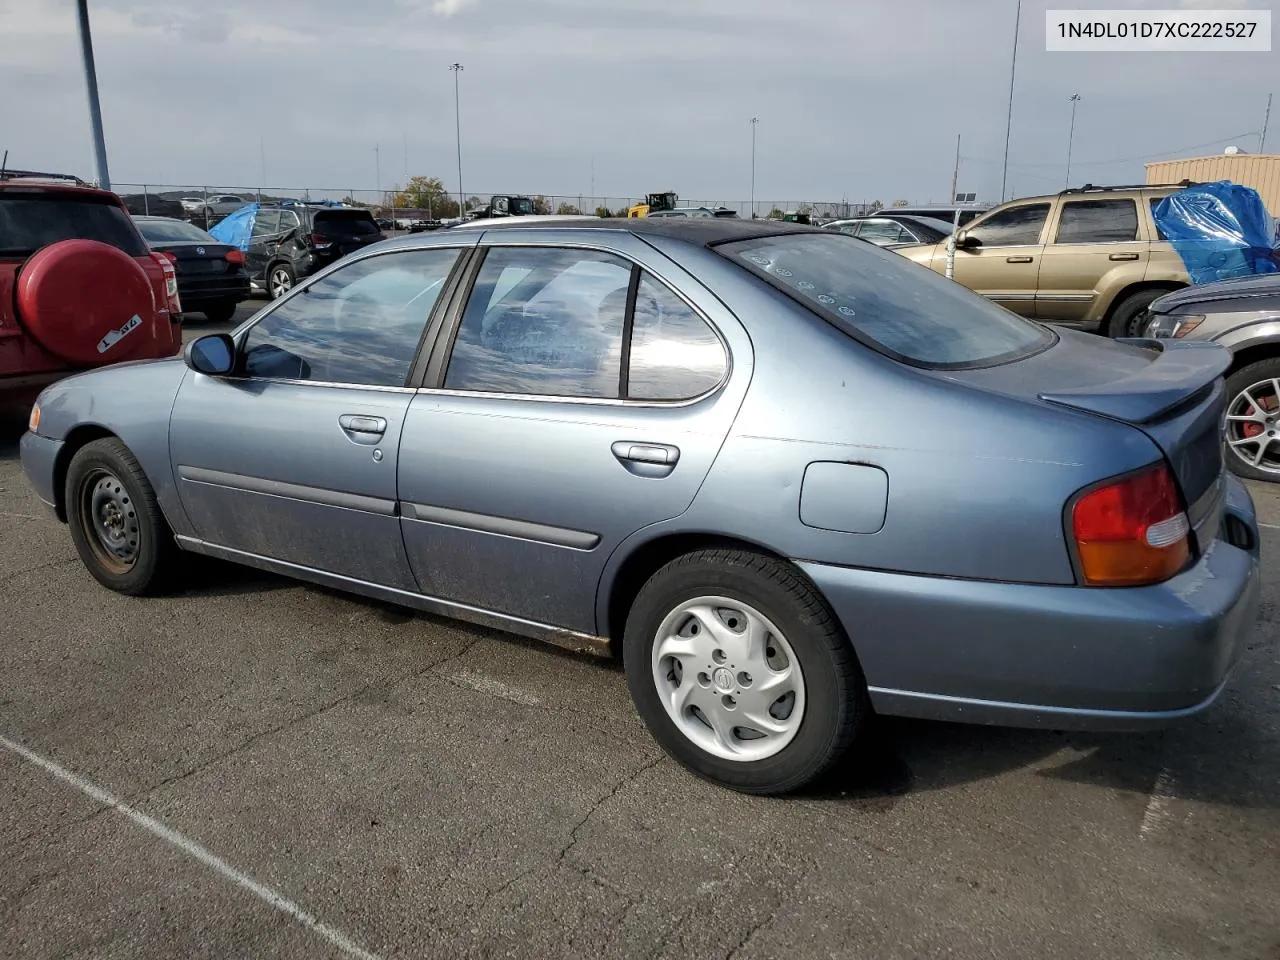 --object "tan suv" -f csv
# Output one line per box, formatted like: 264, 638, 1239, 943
896, 184, 1192, 338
